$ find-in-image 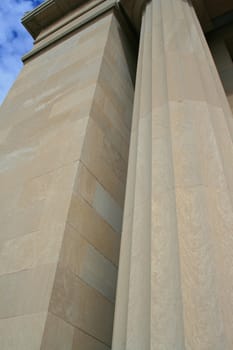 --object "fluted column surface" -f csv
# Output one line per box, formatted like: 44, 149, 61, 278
112, 0, 233, 349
